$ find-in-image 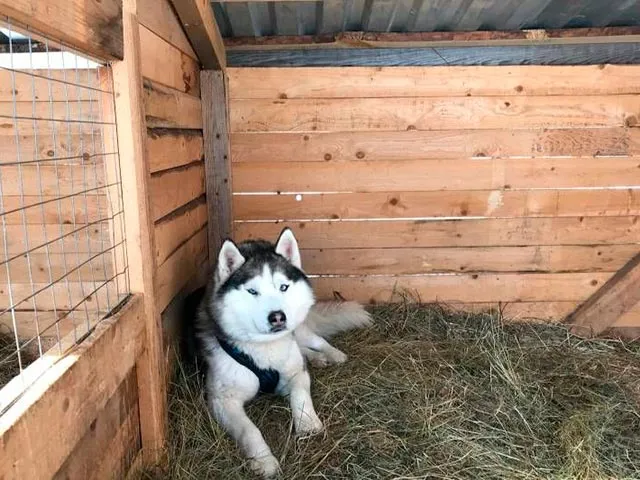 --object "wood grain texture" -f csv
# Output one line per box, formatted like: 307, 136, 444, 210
139, 24, 201, 97
113, 8, 166, 461
0, 295, 145, 480
298, 245, 640, 275
2, 195, 107, 224
1, 250, 114, 284
0, 69, 101, 102
230, 95, 640, 133
52, 370, 139, 480
230, 128, 640, 163
232, 158, 640, 193
228, 65, 640, 99
169, 0, 227, 70
147, 129, 204, 174
567, 251, 640, 335
137, 0, 198, 59
0, 224, 110, 255
155, 227, 208, 312
143, 79, 203, 129
0, 101, 100, 122
149, 162, 205, 222
234, 217, 640, 248
202, 70, 233, 261
155, 197, 207, 266
0, 0, 123, 59
0, 134, 101, 164
234, 189, 640, 221
226, 43, 640, 68
310, 272, 611, 303
0, 281, 116, 311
